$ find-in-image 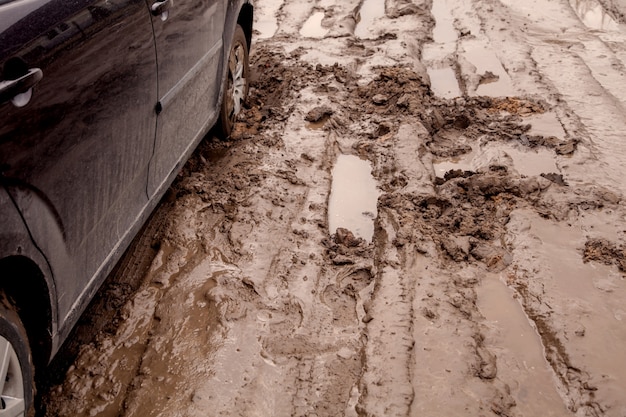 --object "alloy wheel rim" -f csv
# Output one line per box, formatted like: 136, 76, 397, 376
0, 336, 24, 417
227, 42, 246, 121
